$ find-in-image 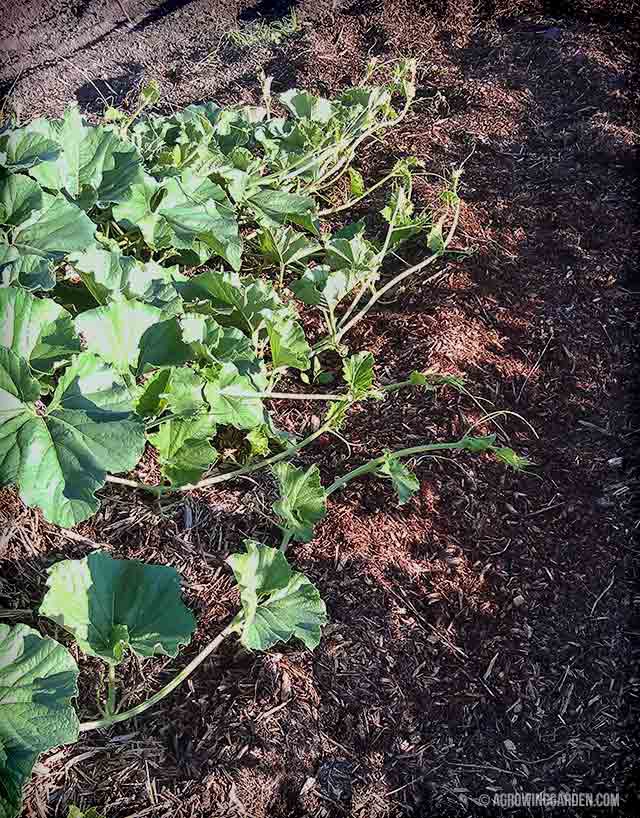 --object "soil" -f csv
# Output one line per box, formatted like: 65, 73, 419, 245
1, 1, 639, 817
